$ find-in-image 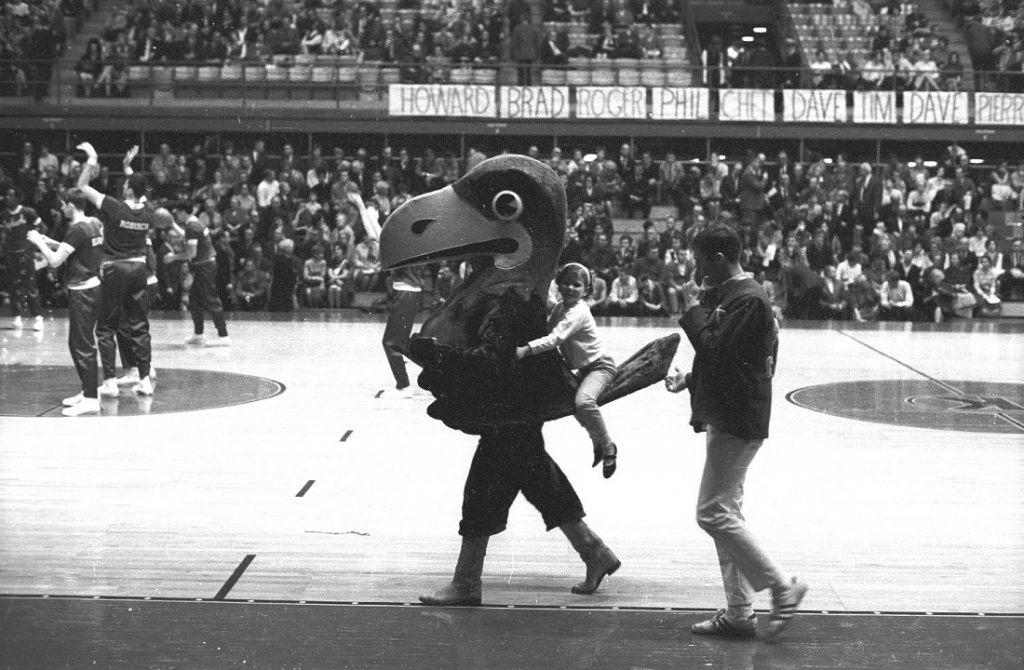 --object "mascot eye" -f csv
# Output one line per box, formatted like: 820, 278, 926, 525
411, 218, 435, 235
492, 190, 523, 221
